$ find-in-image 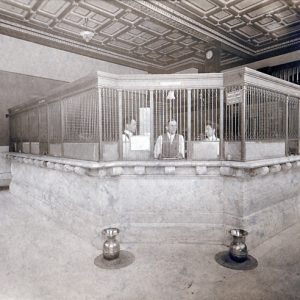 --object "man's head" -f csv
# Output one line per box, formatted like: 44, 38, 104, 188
167, 120, 178, 135
205, 125, 215, 138
126, 119, 137, 133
